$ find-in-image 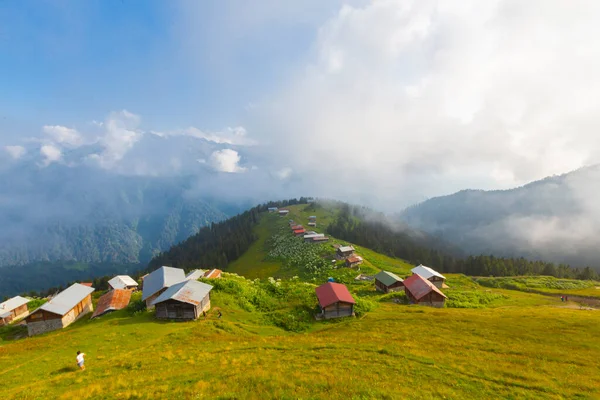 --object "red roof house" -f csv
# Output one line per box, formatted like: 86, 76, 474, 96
403, 274, 447, 308
203, 269, 222, 279
293, 228, 306, 236
91, 289, 132, 318
80, 282, 93, 287
315, 282, 355, 319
